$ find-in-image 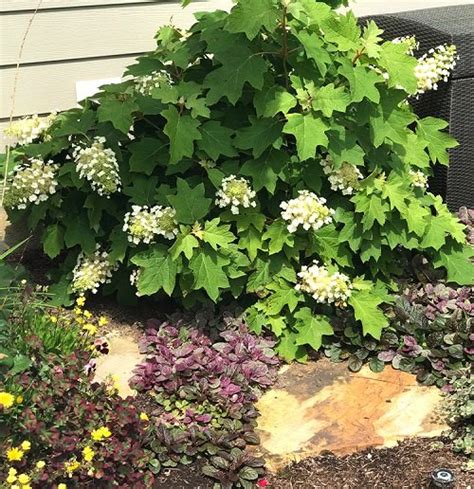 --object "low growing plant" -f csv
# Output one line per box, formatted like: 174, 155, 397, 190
2, 0, 473, 359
